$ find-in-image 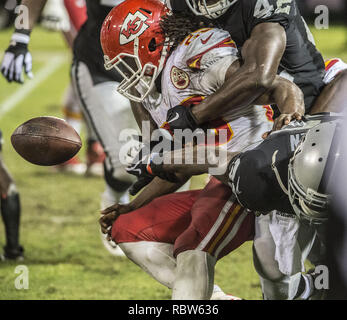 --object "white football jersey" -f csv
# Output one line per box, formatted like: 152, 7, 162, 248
142, 28, 274, 152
